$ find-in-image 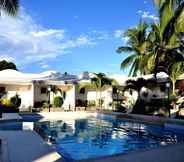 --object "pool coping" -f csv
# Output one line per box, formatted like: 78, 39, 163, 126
77, 142, 184, 162
100, 111, 184, 126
